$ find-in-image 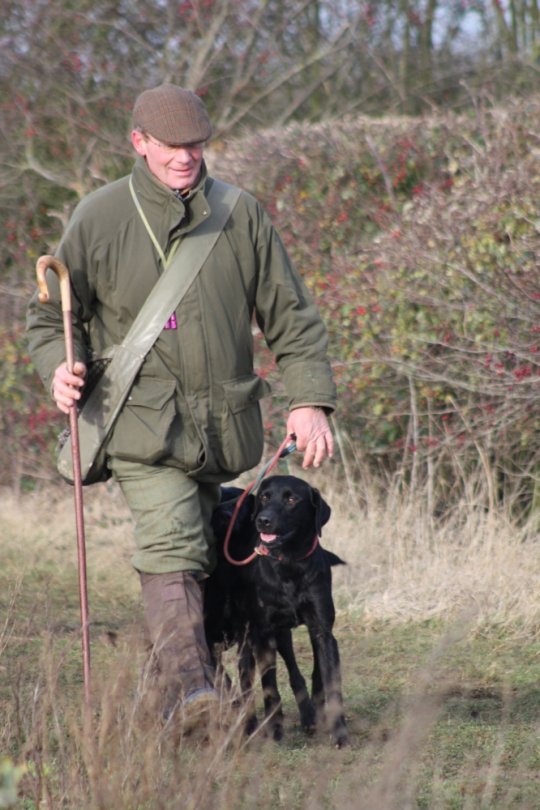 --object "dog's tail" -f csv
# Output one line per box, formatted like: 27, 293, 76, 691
324, 550, 346, 567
